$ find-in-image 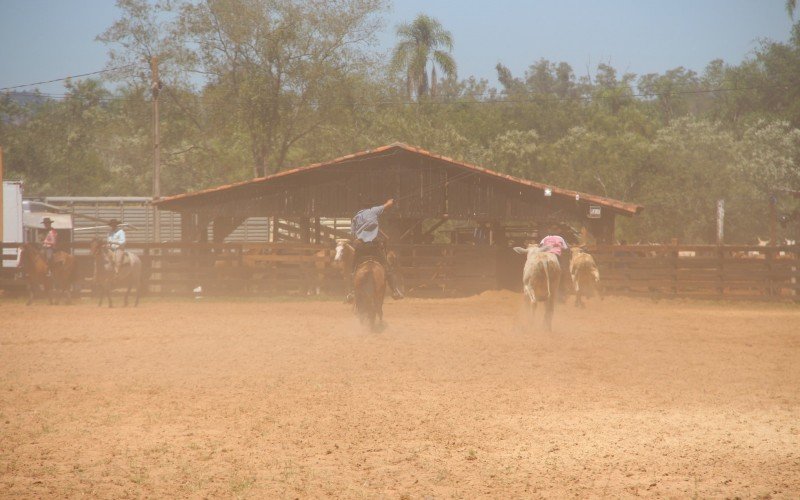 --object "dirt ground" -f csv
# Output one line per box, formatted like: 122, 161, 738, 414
1, 292, 799, 498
